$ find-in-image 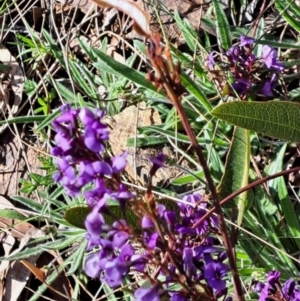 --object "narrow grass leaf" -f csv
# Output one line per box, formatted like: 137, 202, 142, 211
141, 125, 229, 147
256, 39, 300, 49
91, 48, 160, 94
181, 72, 212, 113
212, 101, 300, 142
0, 115, 45, 125
41, 236, 78, 250
173, 10, 198, 52
275, 0, 300, 33
212, 0, 231, 50
267, 144, 300, 250
2, 245, 43, 261
35, 108, 61, 132
171, 170, 204, 185
66, 239, 87, 275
